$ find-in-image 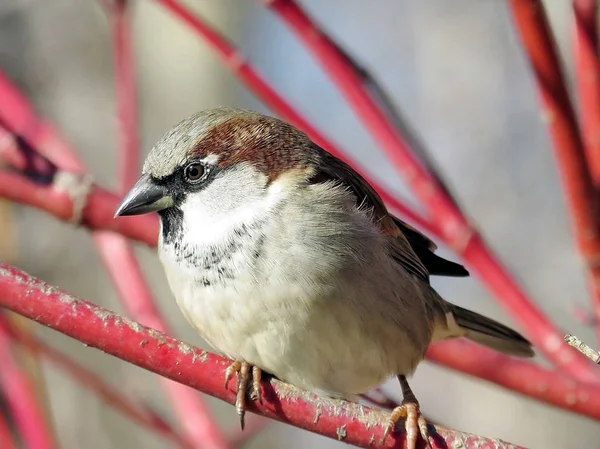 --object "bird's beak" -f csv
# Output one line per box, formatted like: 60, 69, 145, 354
114, 173, 174, 217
